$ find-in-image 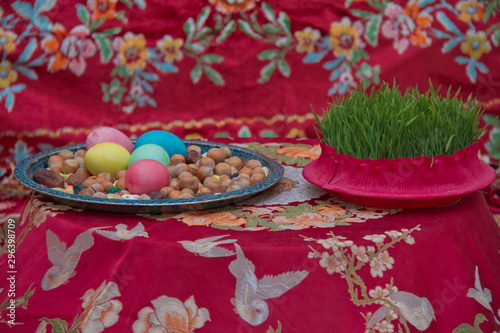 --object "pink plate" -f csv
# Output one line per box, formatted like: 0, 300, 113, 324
303, 141, 496, 209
